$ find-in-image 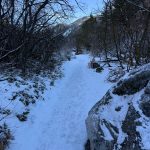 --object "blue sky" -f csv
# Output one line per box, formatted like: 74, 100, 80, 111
68, 0, 104, 22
